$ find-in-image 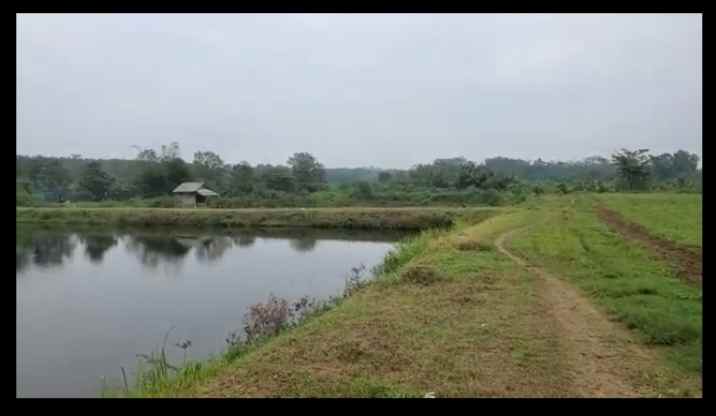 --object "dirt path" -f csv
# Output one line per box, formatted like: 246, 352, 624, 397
595, 205, 702, 285
495, 228, 659, 397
